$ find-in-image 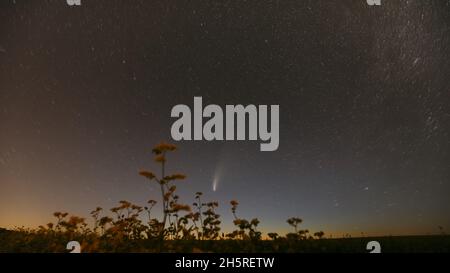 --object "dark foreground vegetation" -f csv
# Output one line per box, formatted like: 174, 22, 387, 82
1, 143, 448, 253
0, 228, 448, 253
